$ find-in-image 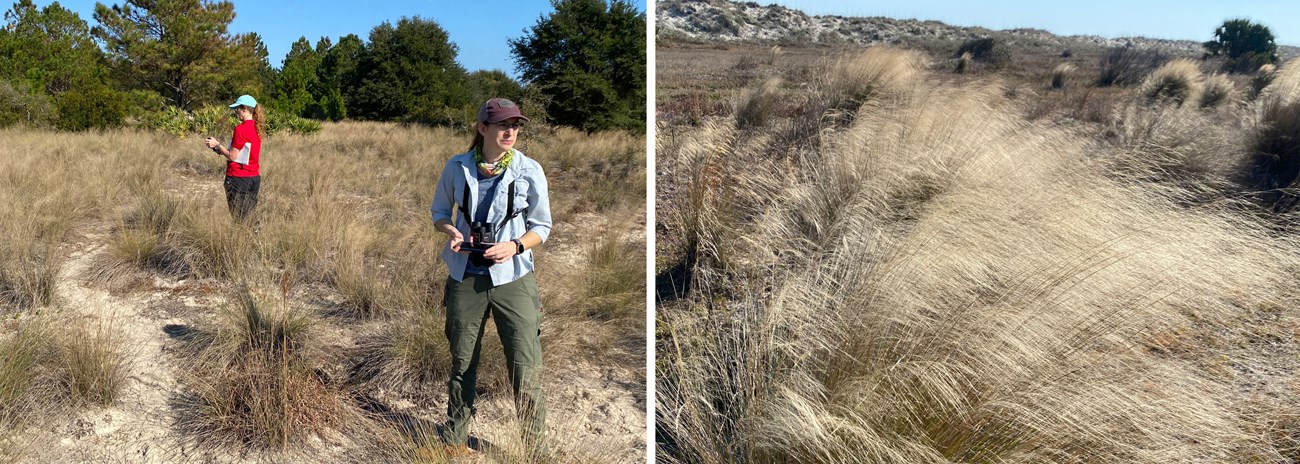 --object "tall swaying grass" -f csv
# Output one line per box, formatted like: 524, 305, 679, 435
1260, 62, 1300, 106
821, 47, 924, 111
0, 323, 51, 428
1243, 62, 1300, 202
578, 232, 646, 323
1097, 46, 1166, 87
57, 319, 129, 407
0, 128, 138, 309
1251, 63, 1279, 99
735, 77, 784, 129
353, 303, 458, 396
529, 126, 646, 216
658, 47, 1300, 463
0, 129, 145, 462
4, 118, 646, 461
